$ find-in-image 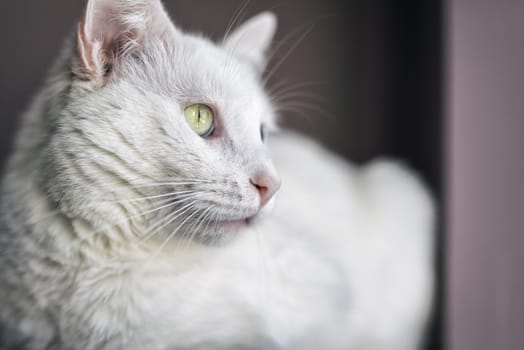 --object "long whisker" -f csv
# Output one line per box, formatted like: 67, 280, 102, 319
110, 190, 199, 204
207, 211, 223, 245
90, 177, 213, 189
151, 205, 203, 258
179, 206, 214, 250
222, 0, 251, 45
266, 78, 290, 96
263, 24, 315, 85
268, 80, 327, 99
25, 183, 209, 225
136, 196, 208, 246
77, 194, 205, 242
275, 101, 336, 121
130, 181, 213, 188
264, 22, 312, 70
271, 91, 327, 106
